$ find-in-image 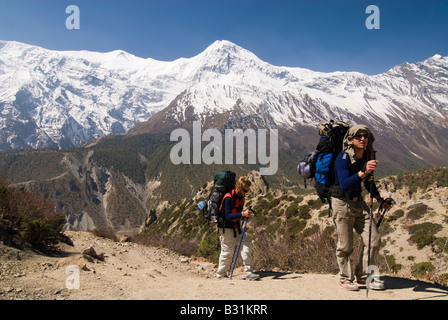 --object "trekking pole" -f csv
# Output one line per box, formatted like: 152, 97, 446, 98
248, 206, 258, 215
229, 217, 248, 280
227, 244, 238, 277
366, 150, 376, 298
229, 206, 256, 280
376, 206, 387, 229
376, 198, 395, 229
